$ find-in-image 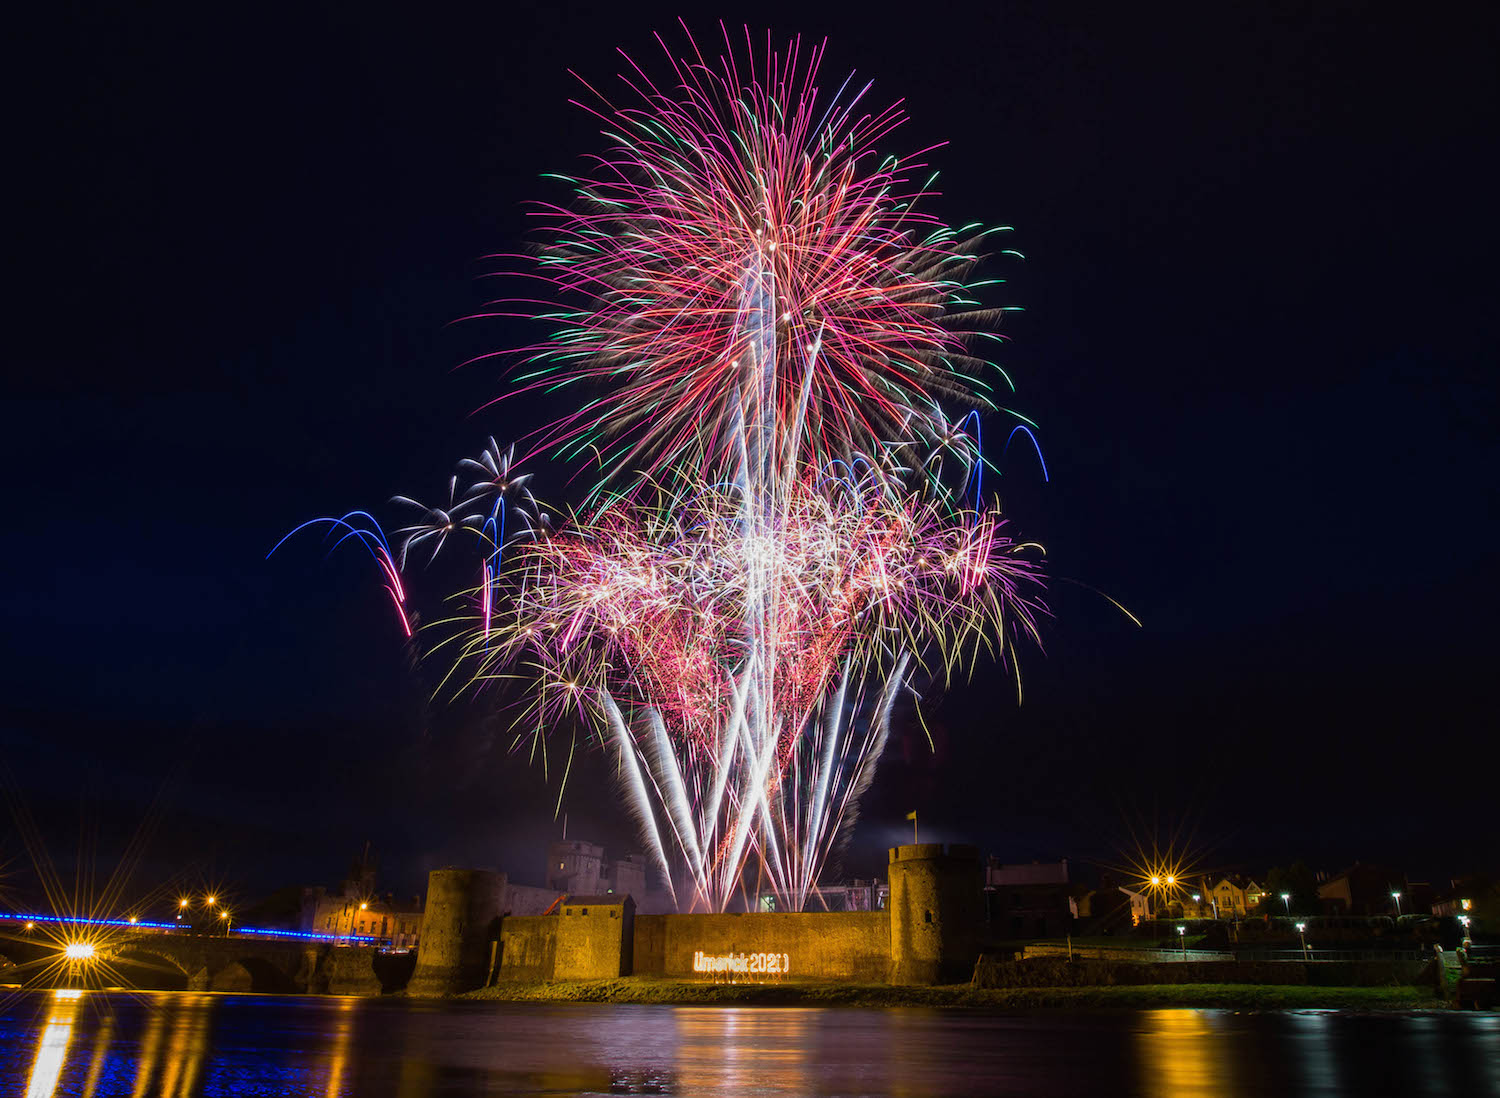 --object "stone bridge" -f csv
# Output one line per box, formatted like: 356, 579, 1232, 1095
109, 934, 414, 994
0, 934, 412, 995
